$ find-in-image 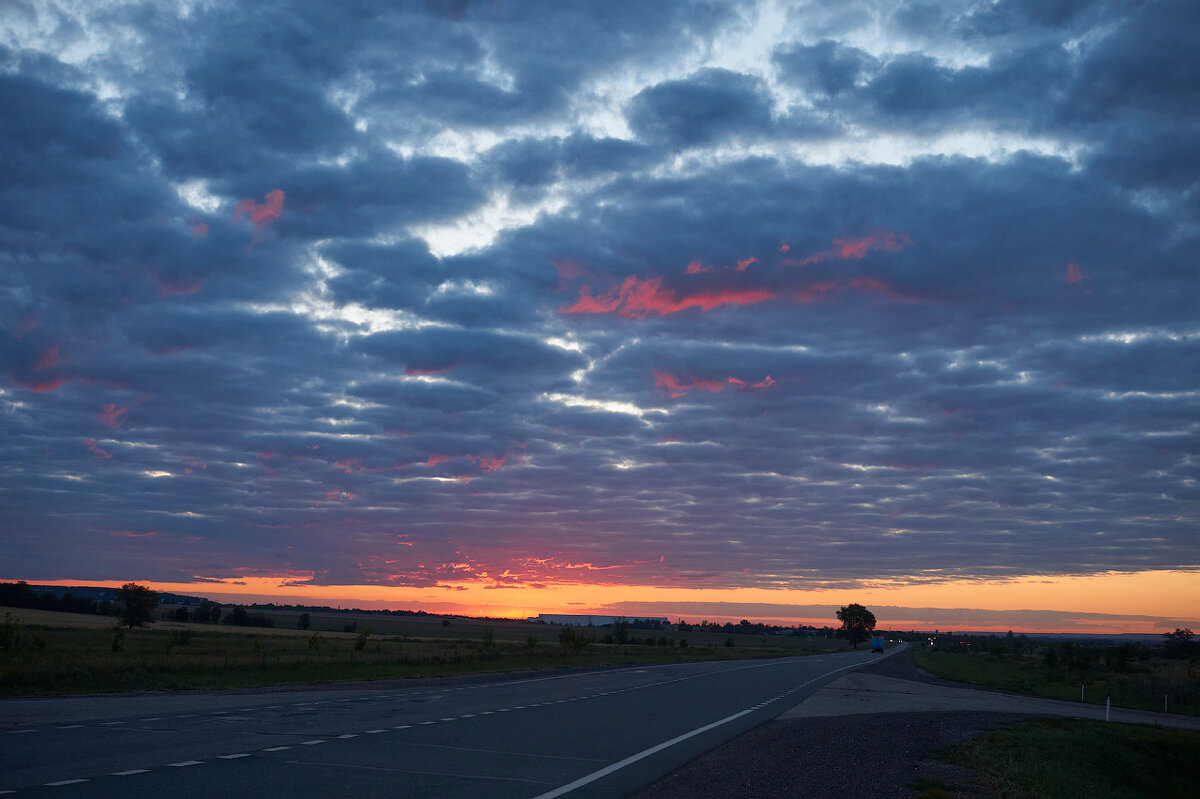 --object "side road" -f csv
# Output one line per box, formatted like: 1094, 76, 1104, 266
630, 645, 1199, 799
